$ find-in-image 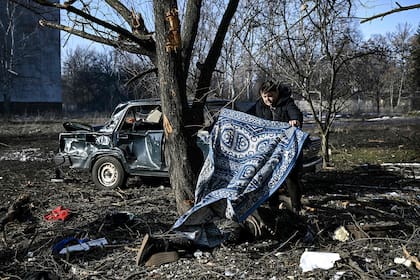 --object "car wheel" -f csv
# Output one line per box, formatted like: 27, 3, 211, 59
92, 156, 127, 188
